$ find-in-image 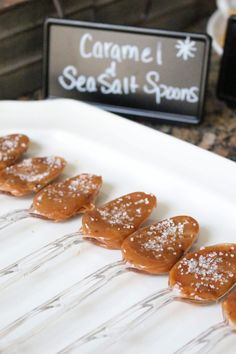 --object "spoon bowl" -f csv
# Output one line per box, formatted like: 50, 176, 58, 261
82, 192, 157, 249
0, 156, 66, 196
122, 216, 199, 274
0, 134, 29, 170
31, 174, 103, 221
